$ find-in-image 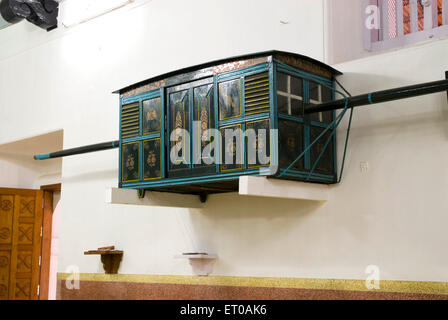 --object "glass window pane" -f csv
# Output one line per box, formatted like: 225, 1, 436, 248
193, 84, 215, 168
142, 97, 161, 135
279, 119, 304, 171
277, 94, 289, 115
169, 90, 190, 172
291, 98, 303, 117
219, 79, 241, 120
220, 124, 243, 172
321, 86, 332, 103
290, 76, 303, 97
277, 72, 288, 93
321, 86, 333, 124
321, 111, 333, 124
310, 126, 334, 174
143, 138, 162, 180
246, 119, 270, 168
307, 107, 320, 122
309, 82, 319, 101
122, 142, 140, 183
